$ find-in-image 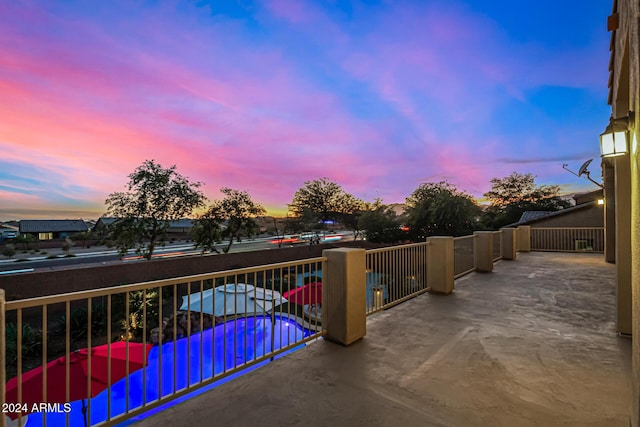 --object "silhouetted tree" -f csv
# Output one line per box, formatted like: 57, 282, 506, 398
405, 181, 480, 240
358, 199, 404, 243
483, 172, 571, 228
289, 178, 361, 230
105, 160, 205, 259
193, 188, 265, 254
